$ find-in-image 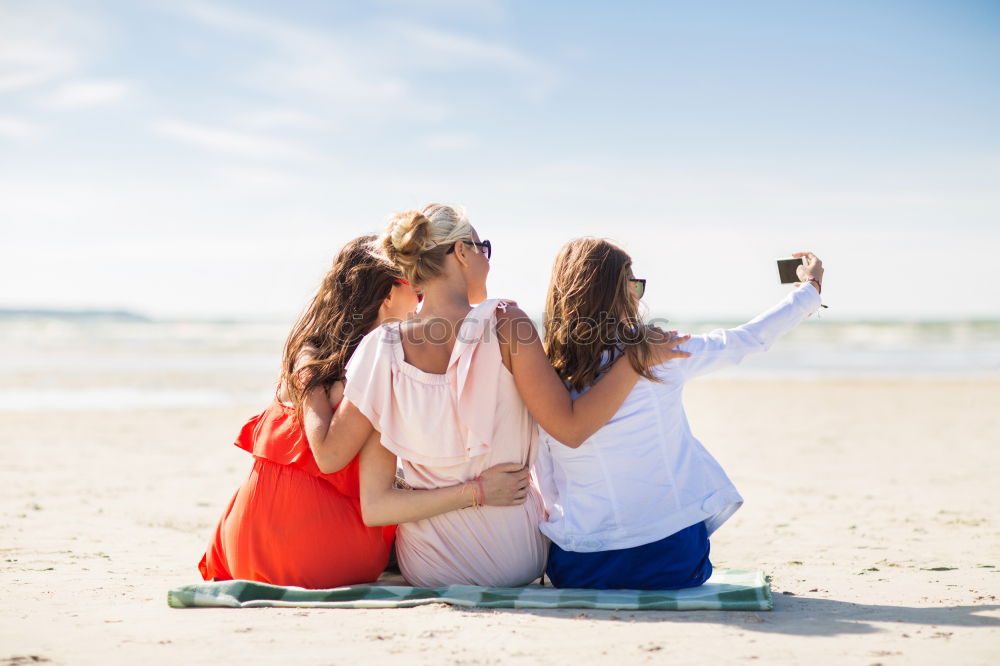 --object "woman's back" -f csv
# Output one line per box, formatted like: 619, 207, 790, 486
345, 299, 547, 586
329, 206, 691, 587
